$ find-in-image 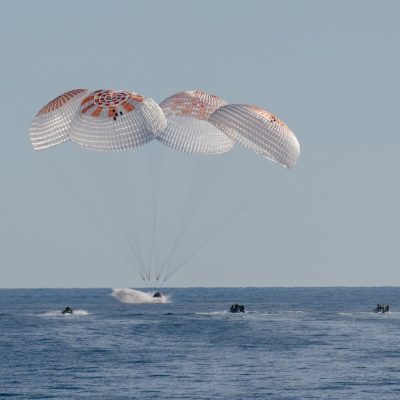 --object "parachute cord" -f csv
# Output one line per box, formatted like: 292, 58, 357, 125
148, 142, 165, 287
123, 151, 145, 271
159, 157, 201, 279
149, 146, 156, 287
80, 151, 148, 280
160, 153, 229, 283
162, 172, 284, 284
39, 155, 142, 281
